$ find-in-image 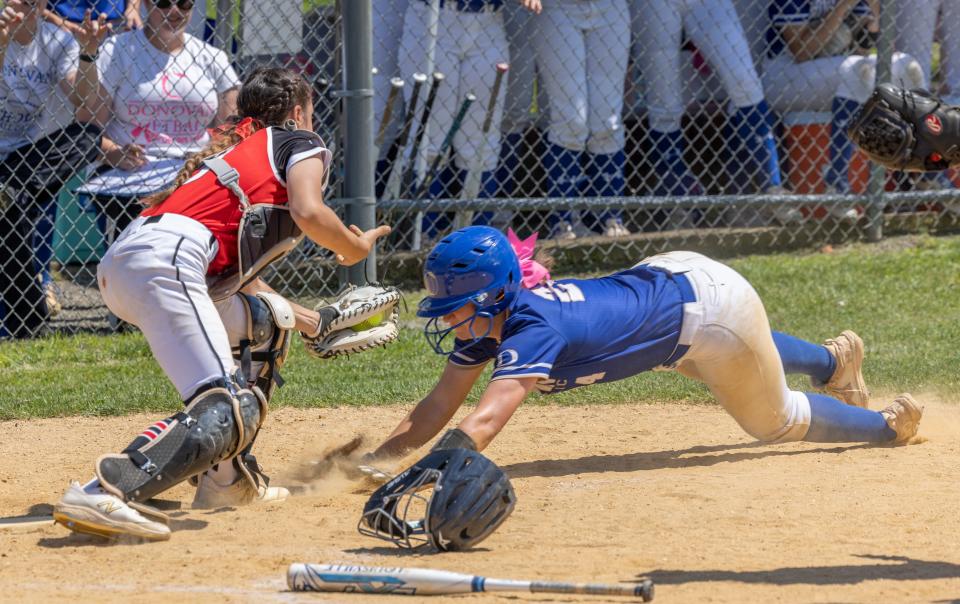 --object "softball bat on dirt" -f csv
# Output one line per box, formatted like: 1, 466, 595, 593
287, 563, 654, 601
